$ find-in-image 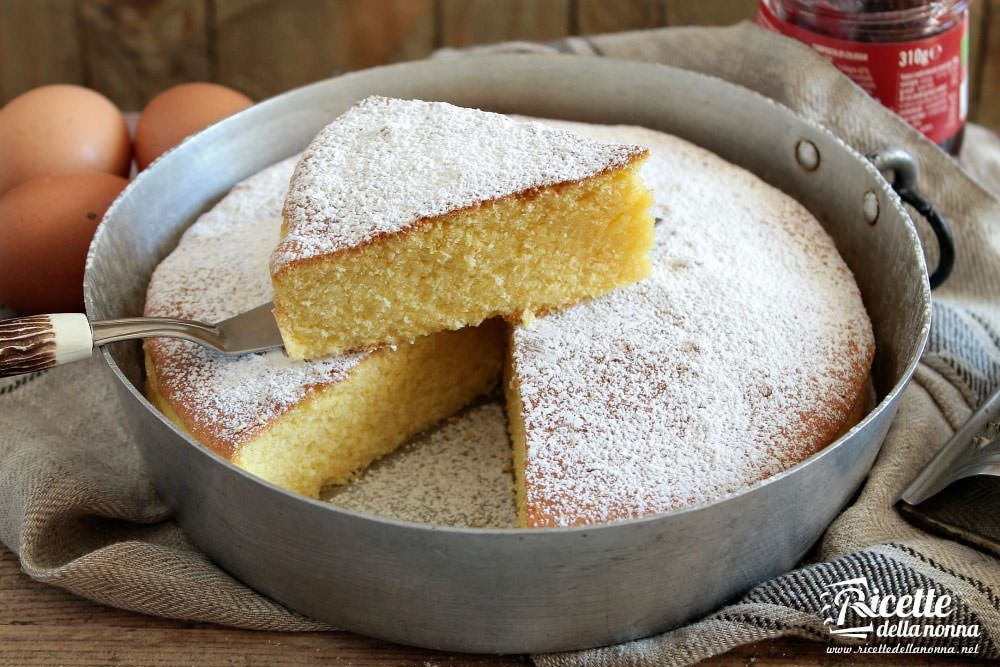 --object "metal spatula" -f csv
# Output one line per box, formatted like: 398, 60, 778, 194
0, 303, 283, 378
899, 386, 1000, 506
898, 385, 1000, 554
